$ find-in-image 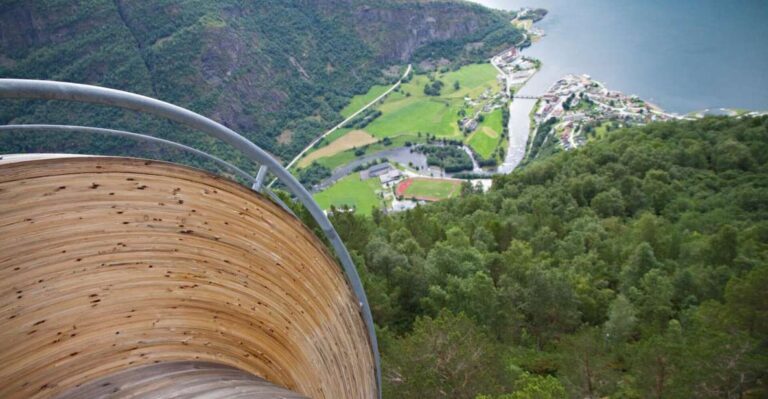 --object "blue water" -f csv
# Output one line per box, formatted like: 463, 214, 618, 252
472, 0, 768, 113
